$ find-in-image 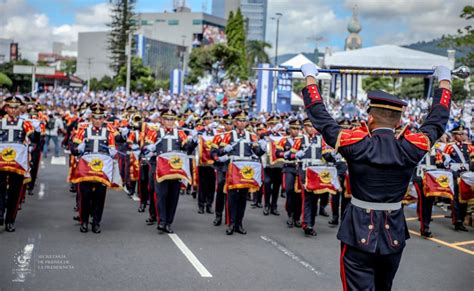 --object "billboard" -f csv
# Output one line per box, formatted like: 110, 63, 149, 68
10, 43, 18, 61
202, 24, 226, 46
